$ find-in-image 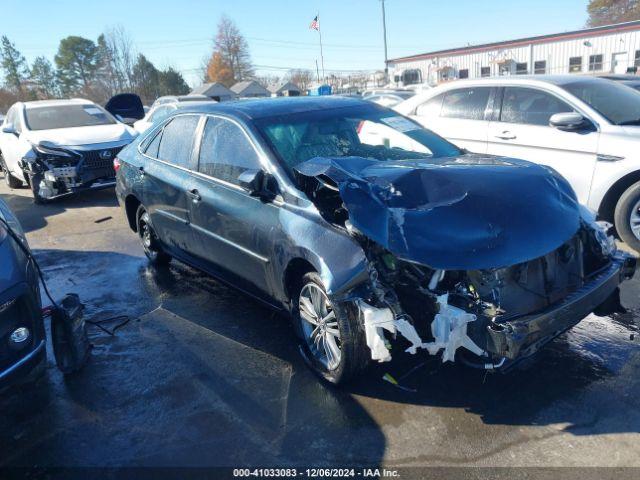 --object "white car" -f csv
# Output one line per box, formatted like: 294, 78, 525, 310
134, 95, 215, 134
0, 96, 142, 203
363, 91, 415, 108
133, 103, 178, 134
396, 75, 640, 251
